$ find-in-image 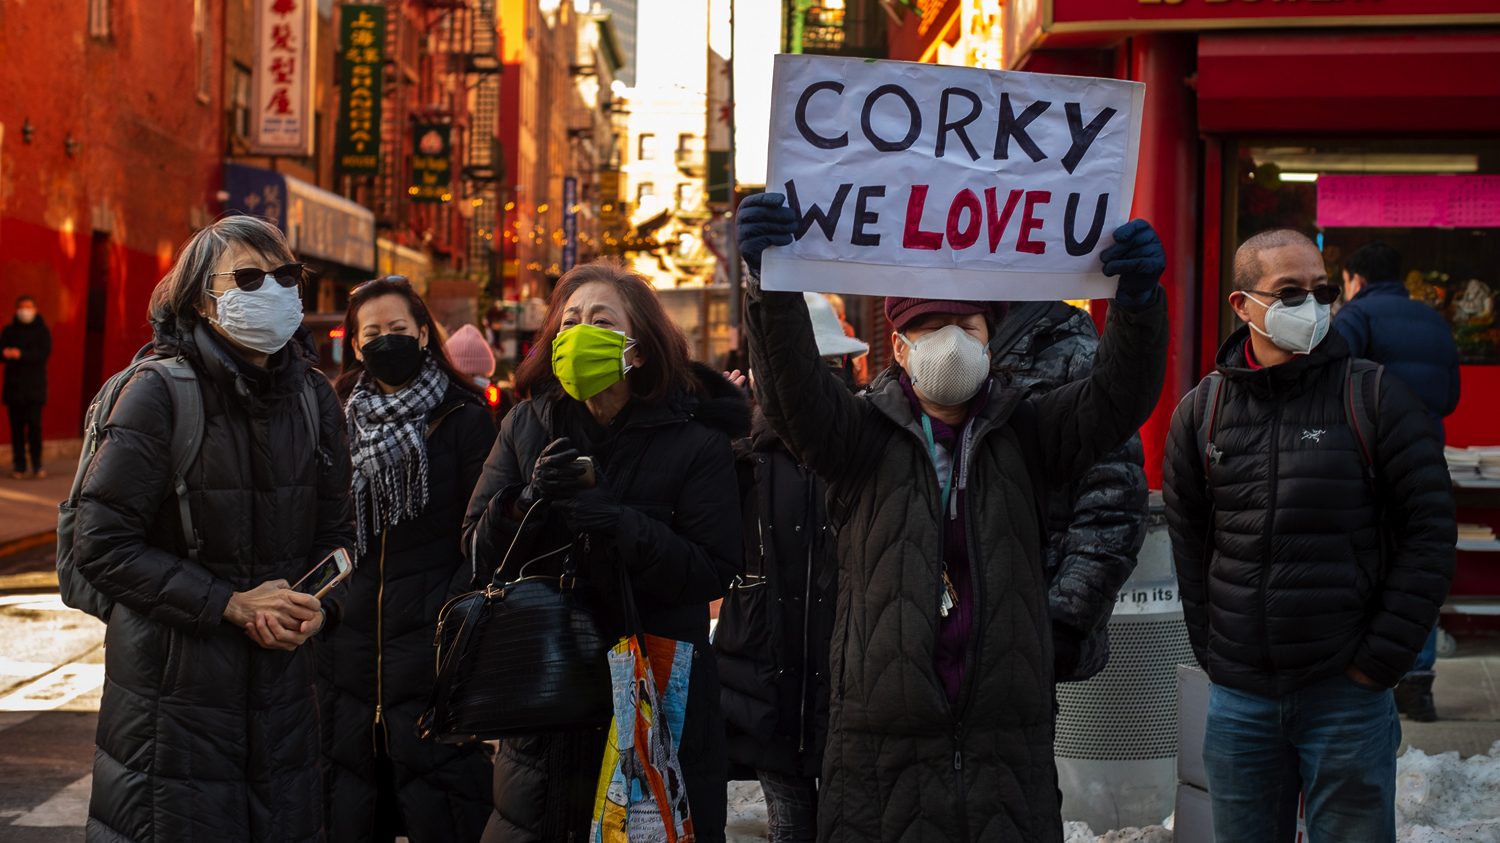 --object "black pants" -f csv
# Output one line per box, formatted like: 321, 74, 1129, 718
7, 402, 42, 473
